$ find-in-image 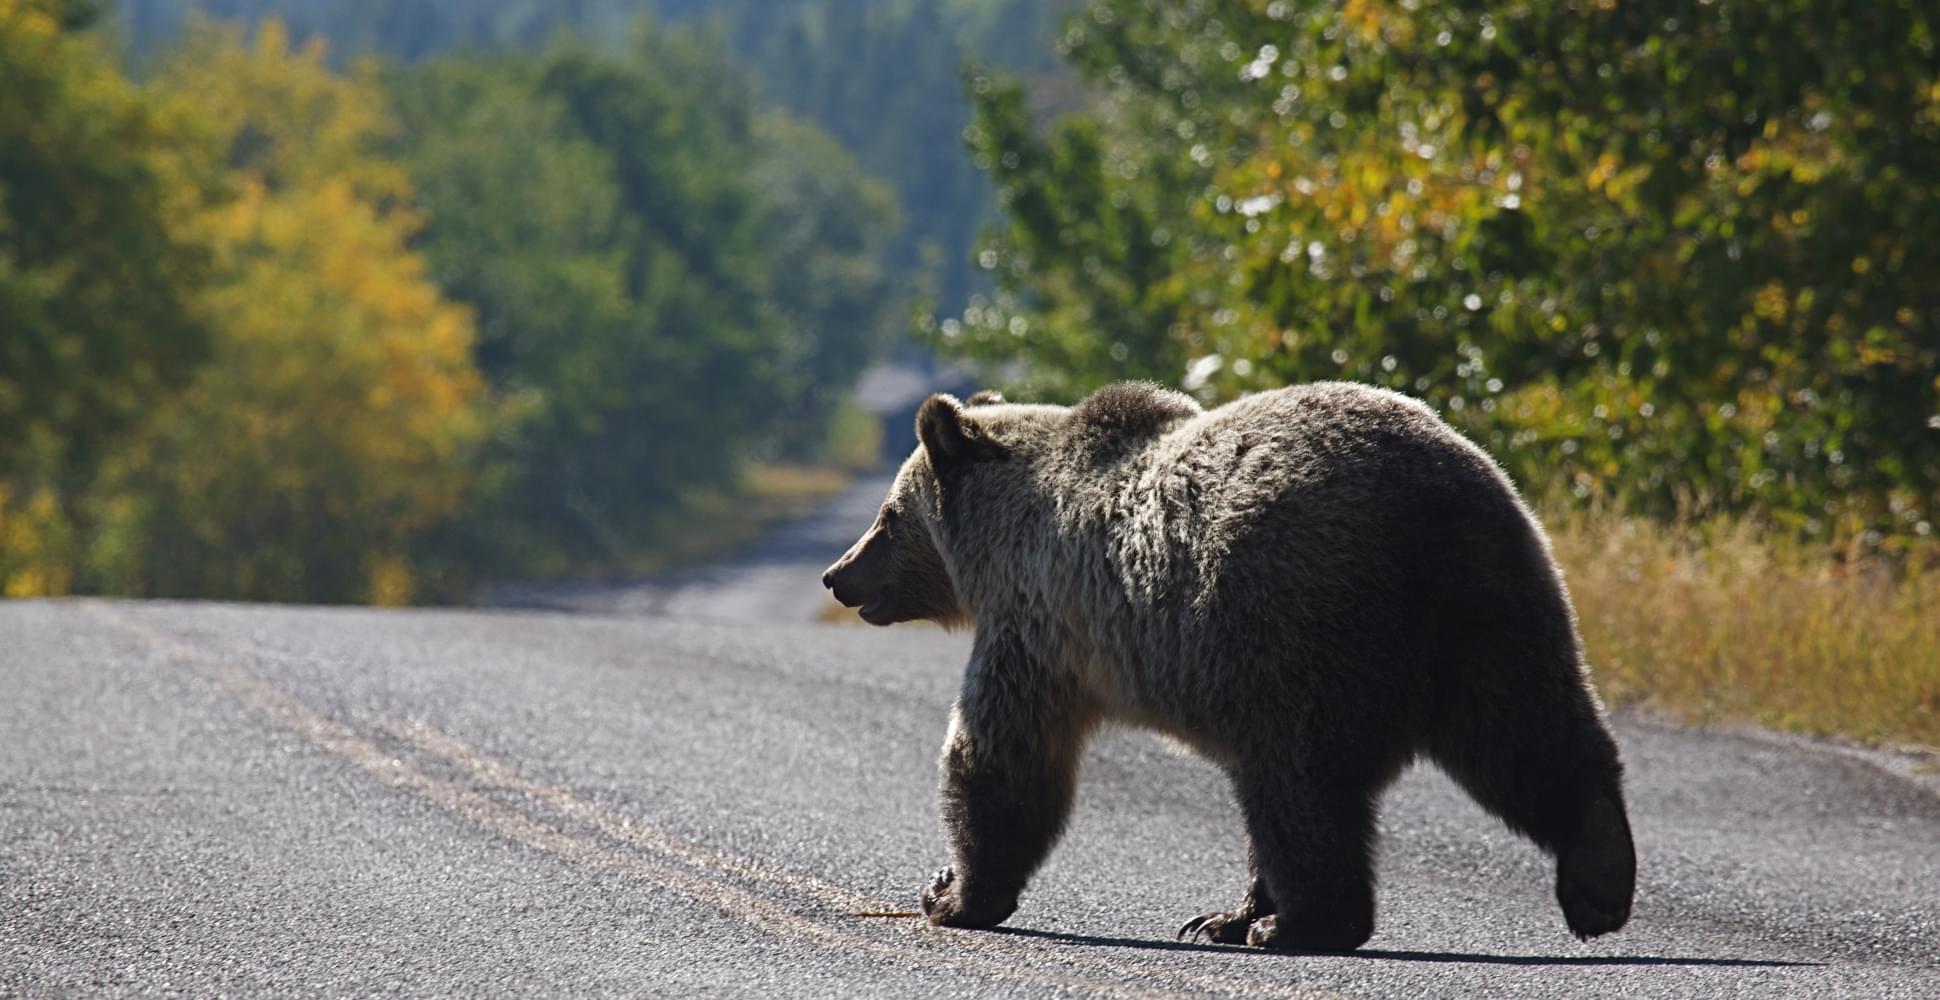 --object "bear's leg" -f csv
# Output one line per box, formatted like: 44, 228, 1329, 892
921, 676, 1093, 931
1228, 766, 1381, 952
1176, 843, 1275, 944
1431, 710, 1635, 940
